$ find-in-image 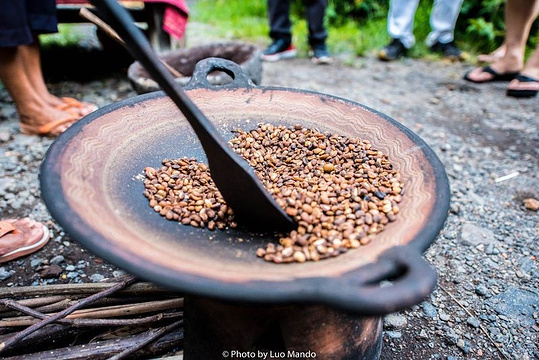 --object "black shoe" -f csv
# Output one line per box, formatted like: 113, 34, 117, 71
261, 38, 297, 62
379, 38, 407, 61
430, 41, 466, 60
309, 43, 333, 65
